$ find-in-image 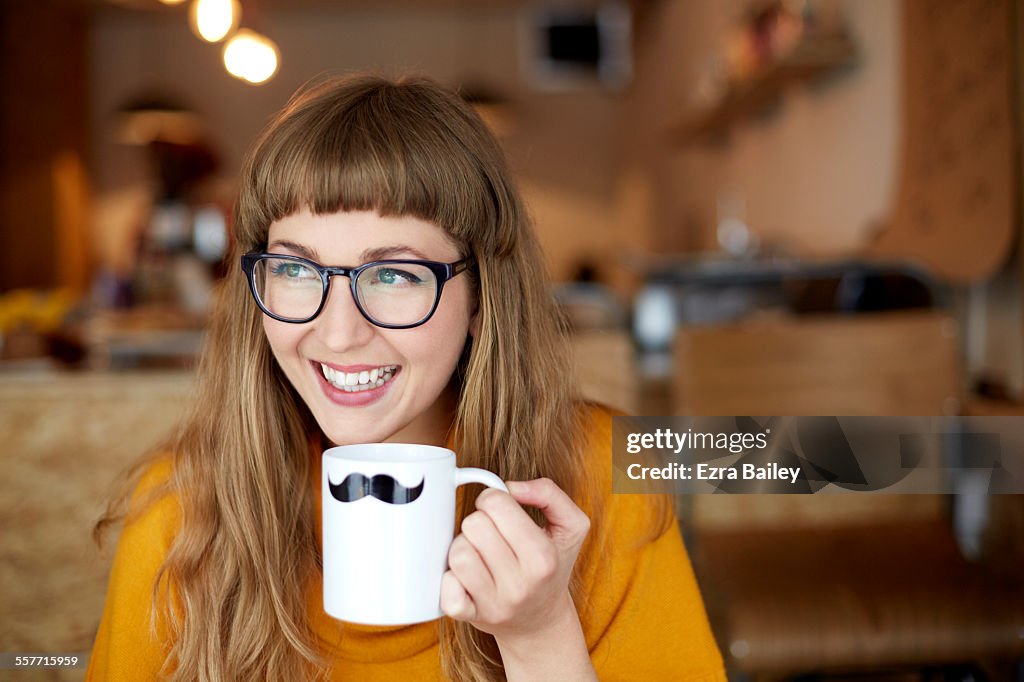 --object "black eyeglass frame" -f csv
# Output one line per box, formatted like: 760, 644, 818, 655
240, 251, 474, 329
